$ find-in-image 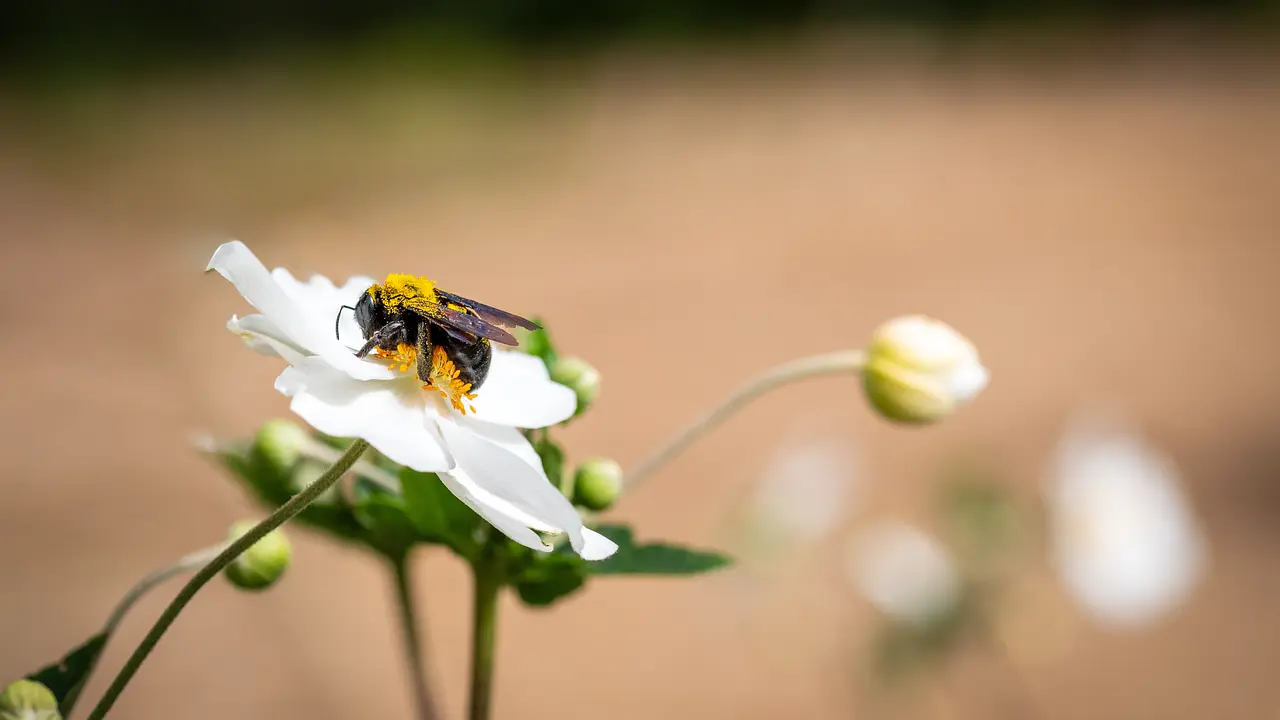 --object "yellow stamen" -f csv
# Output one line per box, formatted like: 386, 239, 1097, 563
423, 345, 478, 415
373, 344, 417, 373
